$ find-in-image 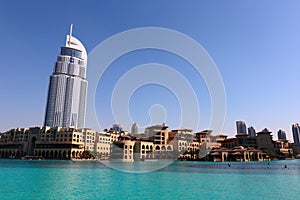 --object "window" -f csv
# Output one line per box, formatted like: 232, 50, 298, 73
60, 47, 82, 58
